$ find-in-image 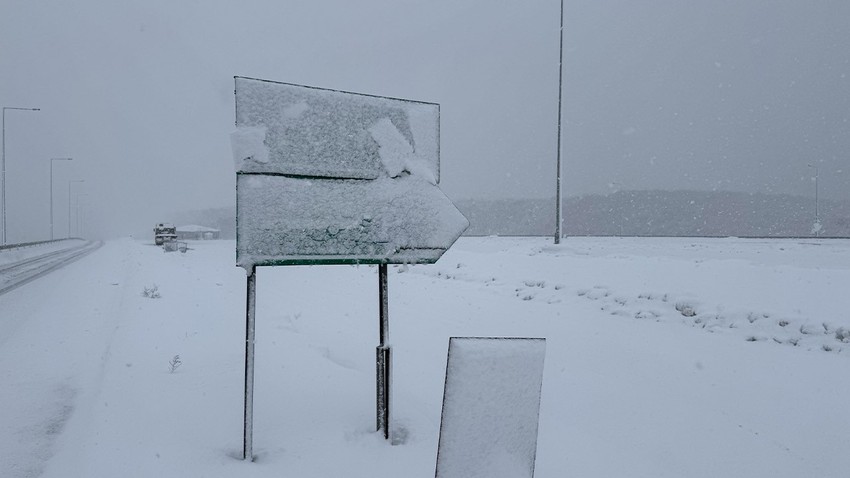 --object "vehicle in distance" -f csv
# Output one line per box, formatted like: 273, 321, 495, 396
154, 223, 177, 245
